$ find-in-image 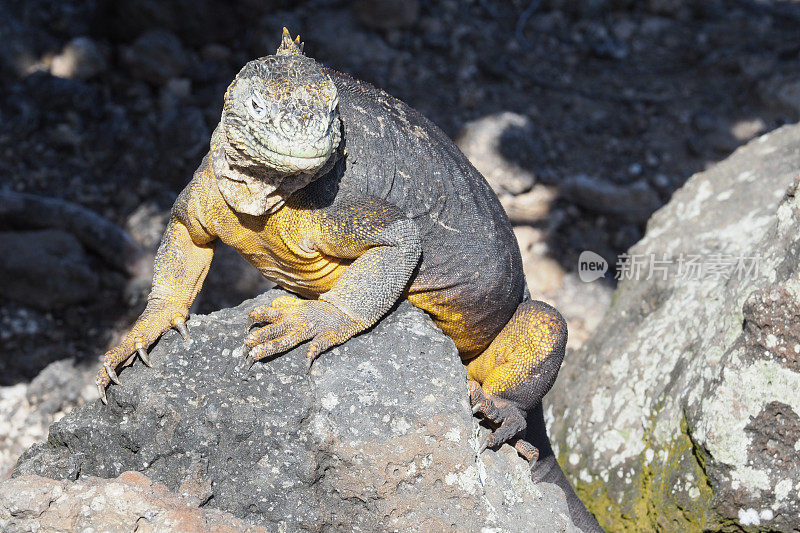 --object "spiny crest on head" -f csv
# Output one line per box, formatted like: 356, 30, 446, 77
276, 27, 304, 56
